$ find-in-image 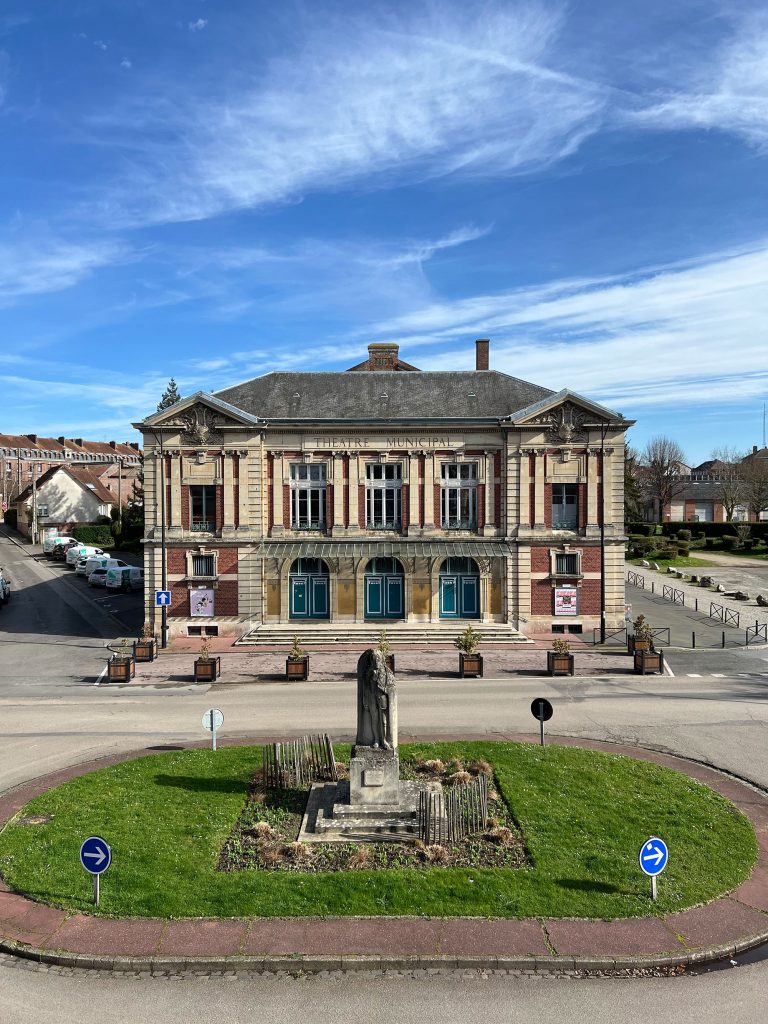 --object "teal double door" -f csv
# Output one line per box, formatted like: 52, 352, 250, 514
289, 559, 329, 620
439, 558, 480, 619
364, 557, 404, 620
